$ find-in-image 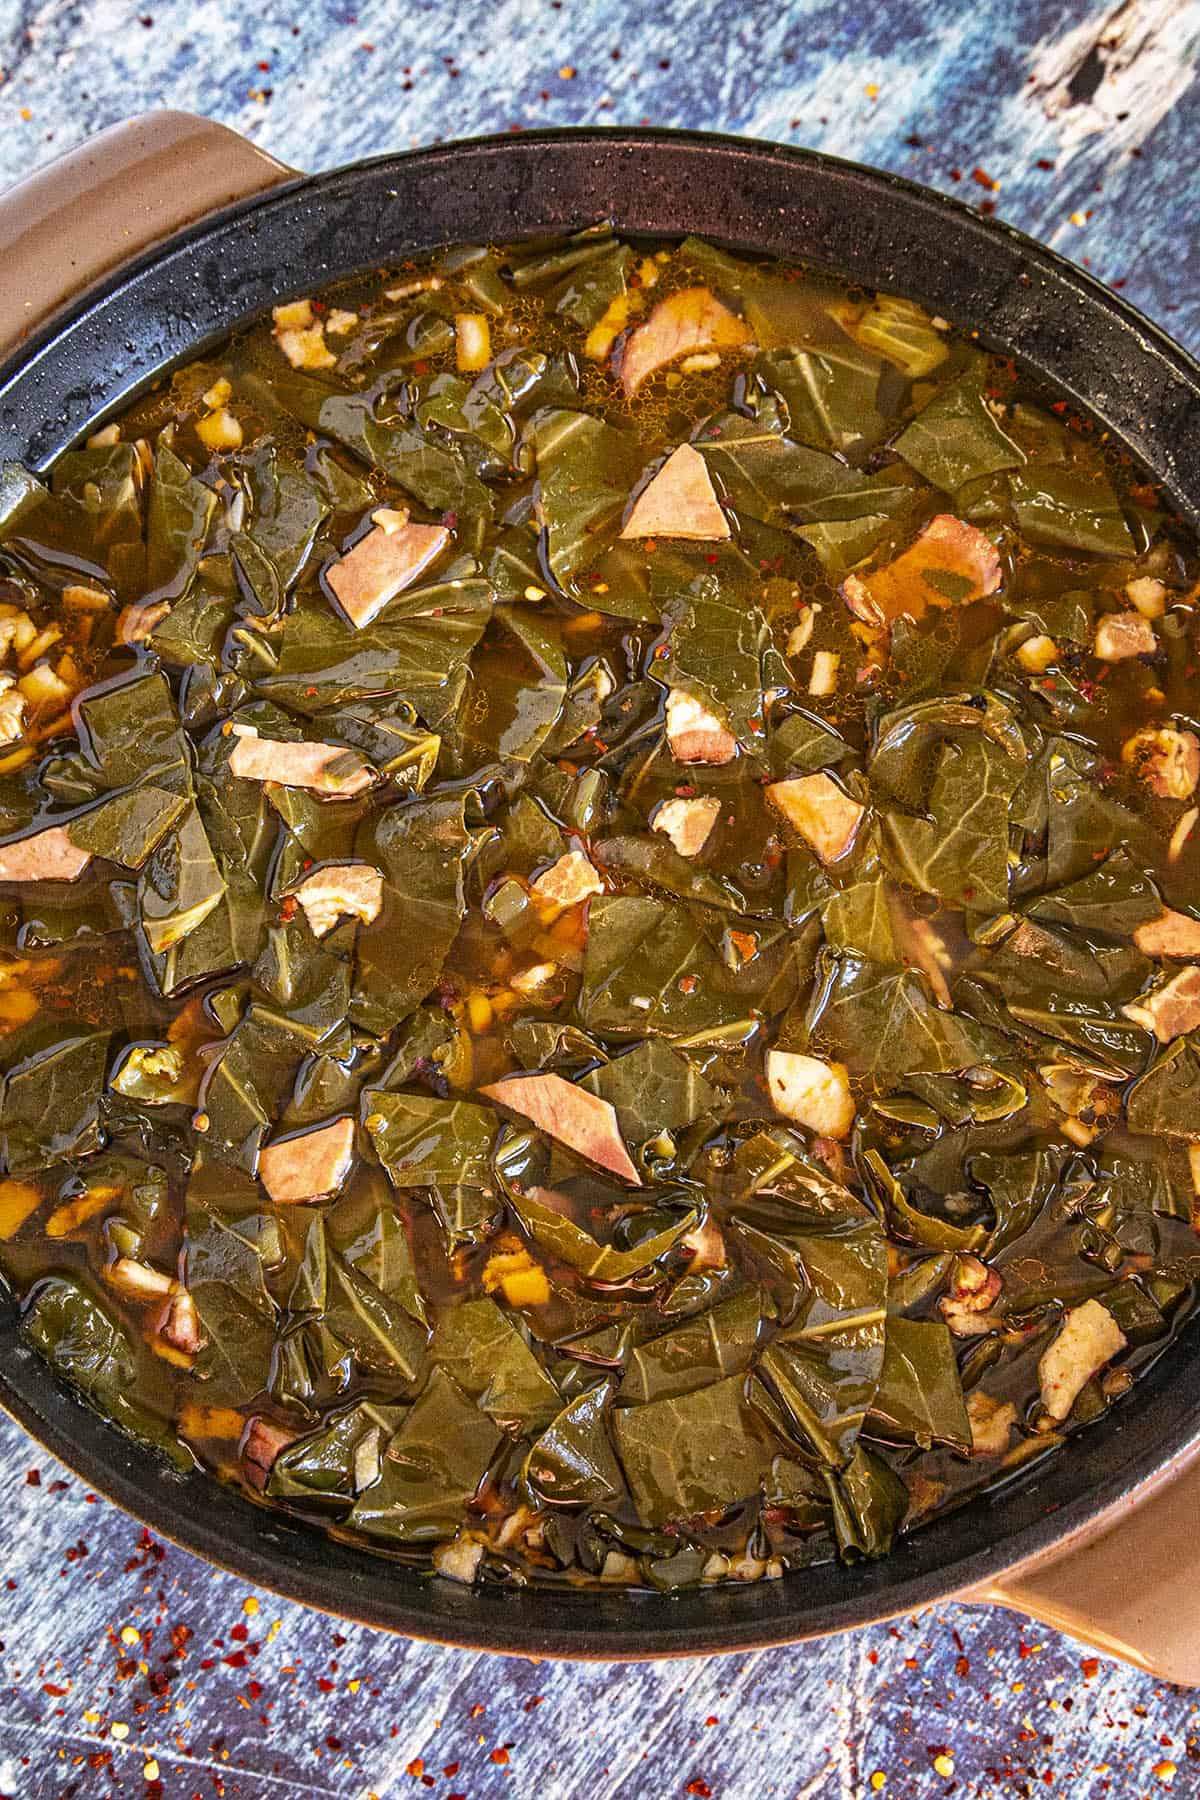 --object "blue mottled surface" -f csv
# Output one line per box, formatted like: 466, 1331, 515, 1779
1, 2, 1200, 1794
